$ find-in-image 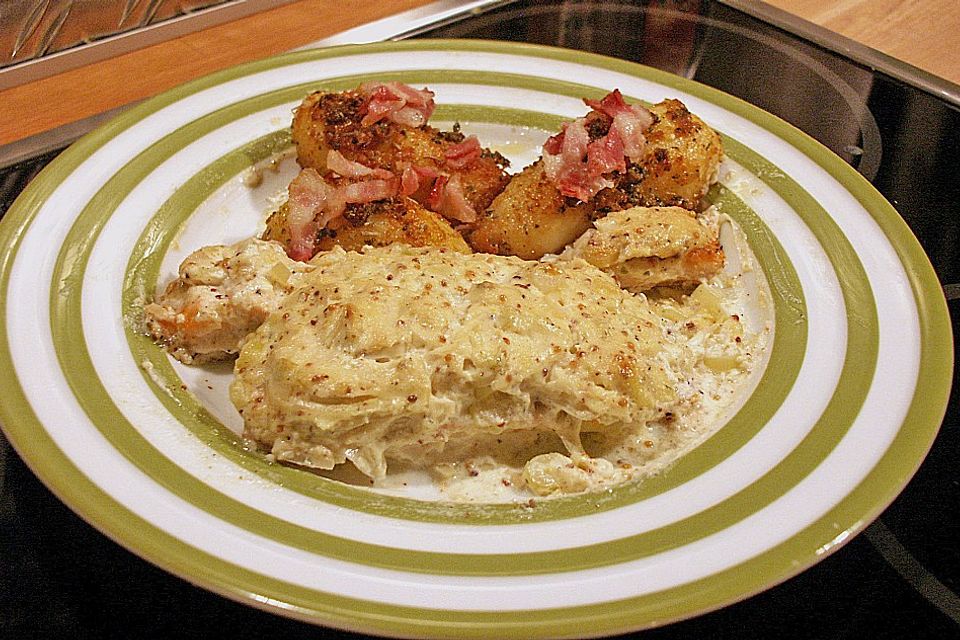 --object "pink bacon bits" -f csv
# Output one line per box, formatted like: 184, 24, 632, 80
542, 89, 654, 202
583, 89, 654, 160
285, 168, 337, 261
427, 174, 477, 223
443, 135, 482, 169
359, 82, 436, 128
326, 150, 395, 180
399, 164, 440, 197
283, 166, 404, 261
